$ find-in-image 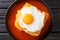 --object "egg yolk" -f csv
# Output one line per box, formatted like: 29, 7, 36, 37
22, 14, 33, 25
